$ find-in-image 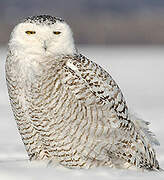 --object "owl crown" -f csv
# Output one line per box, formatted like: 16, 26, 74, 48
23, 15, 64, 25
